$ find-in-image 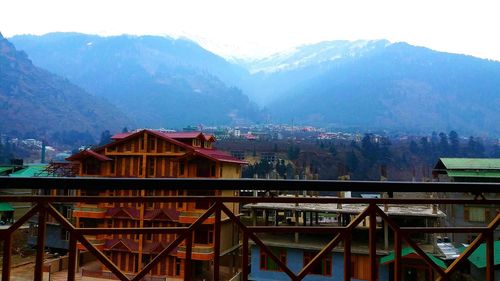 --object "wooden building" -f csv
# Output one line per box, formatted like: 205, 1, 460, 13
67, 129, 246, 280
